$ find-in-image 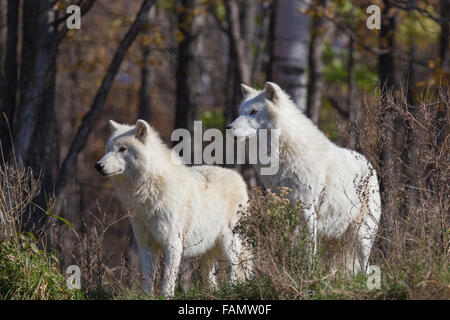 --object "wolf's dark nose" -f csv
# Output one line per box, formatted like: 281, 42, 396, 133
95, 162, 104, 173
225, 125, 231, 130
